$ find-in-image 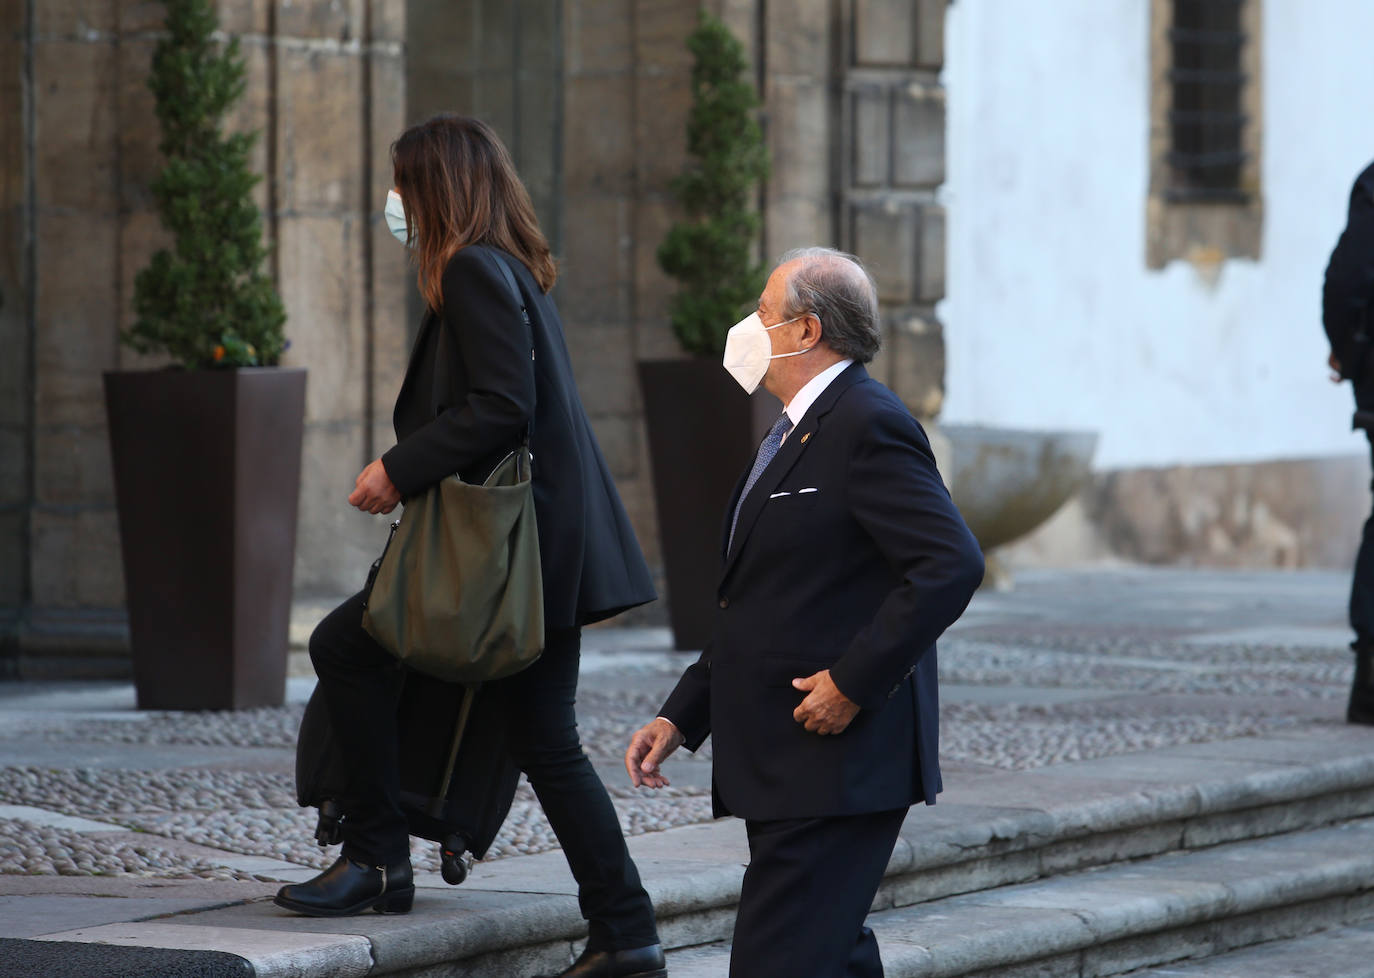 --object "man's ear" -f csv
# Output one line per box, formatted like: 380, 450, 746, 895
801, 313, 824, 348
